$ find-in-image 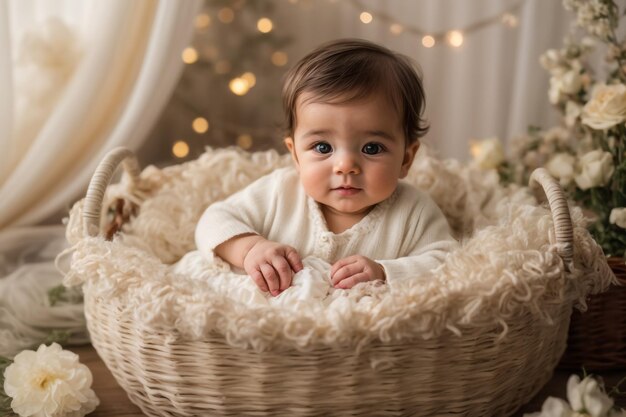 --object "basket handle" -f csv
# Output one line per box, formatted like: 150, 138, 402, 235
528, 168, 573, 264
83, 147, 140, 237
